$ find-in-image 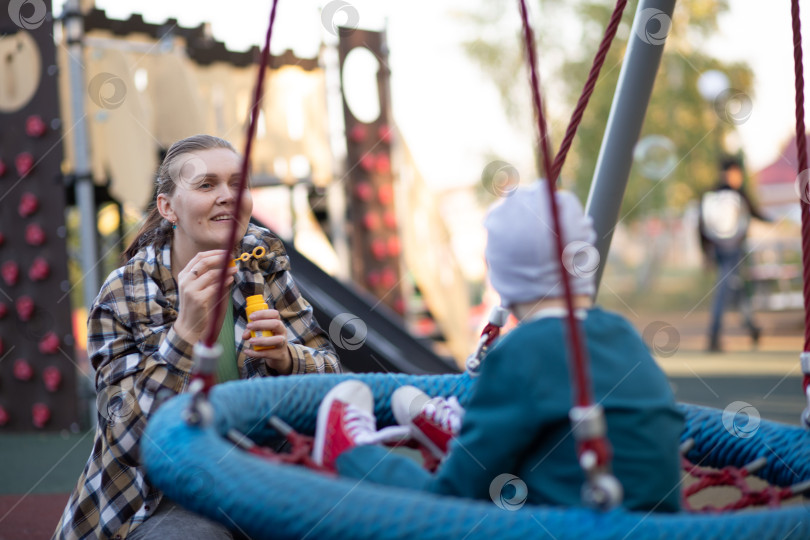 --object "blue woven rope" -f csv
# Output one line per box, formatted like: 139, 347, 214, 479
679, 402, 810, 487
143, 374, 810, 539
